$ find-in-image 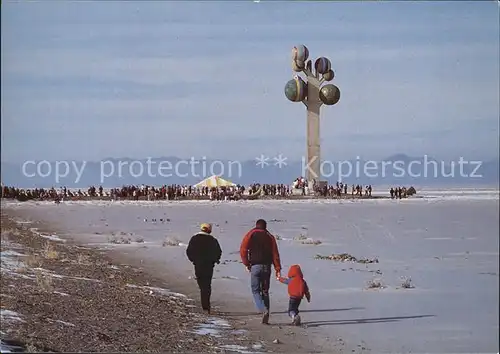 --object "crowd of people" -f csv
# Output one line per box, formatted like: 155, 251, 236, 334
1, 184, 242, 202
1, 182, 414, 202
390, 186, 415, 199
292, 177, 378, 198
315, 182, 373, 198
0, 184, 292, 202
